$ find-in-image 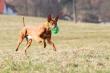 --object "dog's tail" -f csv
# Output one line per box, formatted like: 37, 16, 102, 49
23, 16, 25, 27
